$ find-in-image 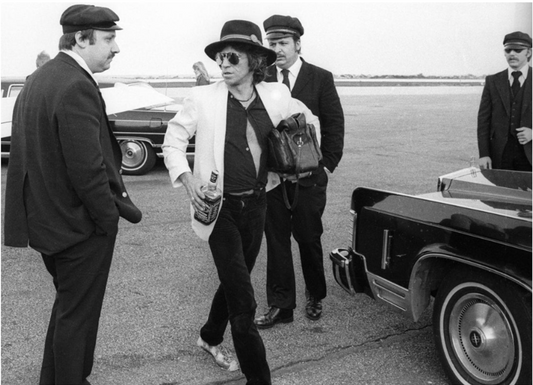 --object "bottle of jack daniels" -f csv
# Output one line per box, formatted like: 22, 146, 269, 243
194, 170, 222, 225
